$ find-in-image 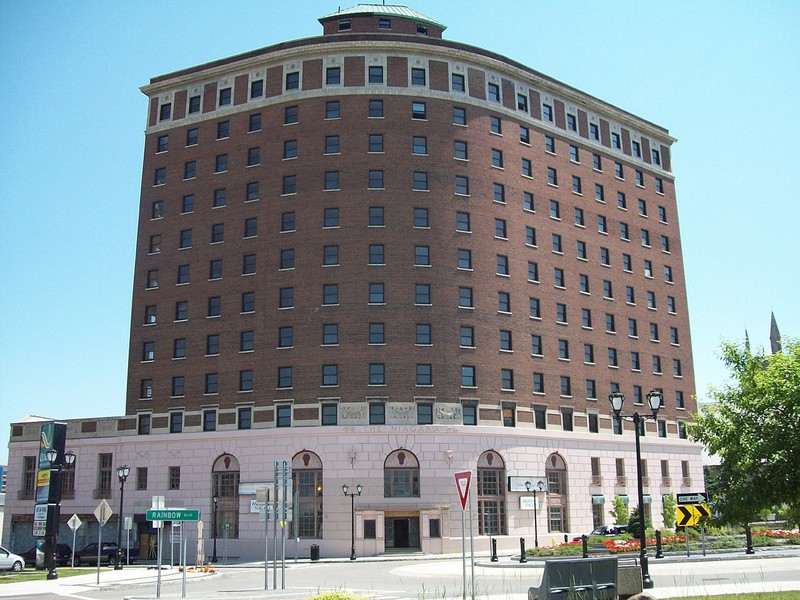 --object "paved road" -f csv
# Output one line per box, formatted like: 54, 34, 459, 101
1, 550, 799, 599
